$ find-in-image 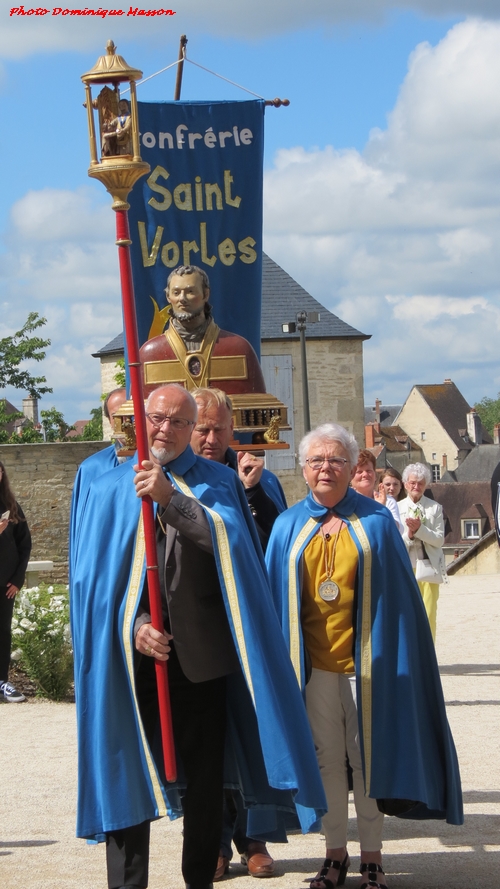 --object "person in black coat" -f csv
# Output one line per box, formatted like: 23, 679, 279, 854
0, 460, 32, 703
